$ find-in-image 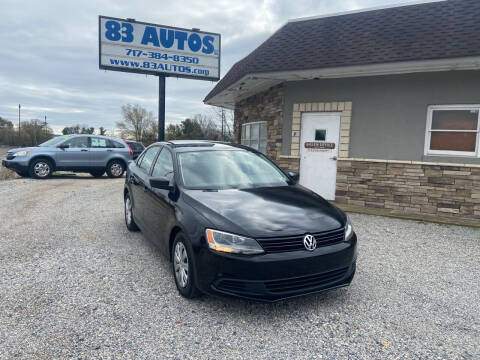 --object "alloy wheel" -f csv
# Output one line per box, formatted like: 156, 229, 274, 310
34, 162, 50, 178
125, 196, 132, 225
110, 163, 123, 177
174, 242, 189, 288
